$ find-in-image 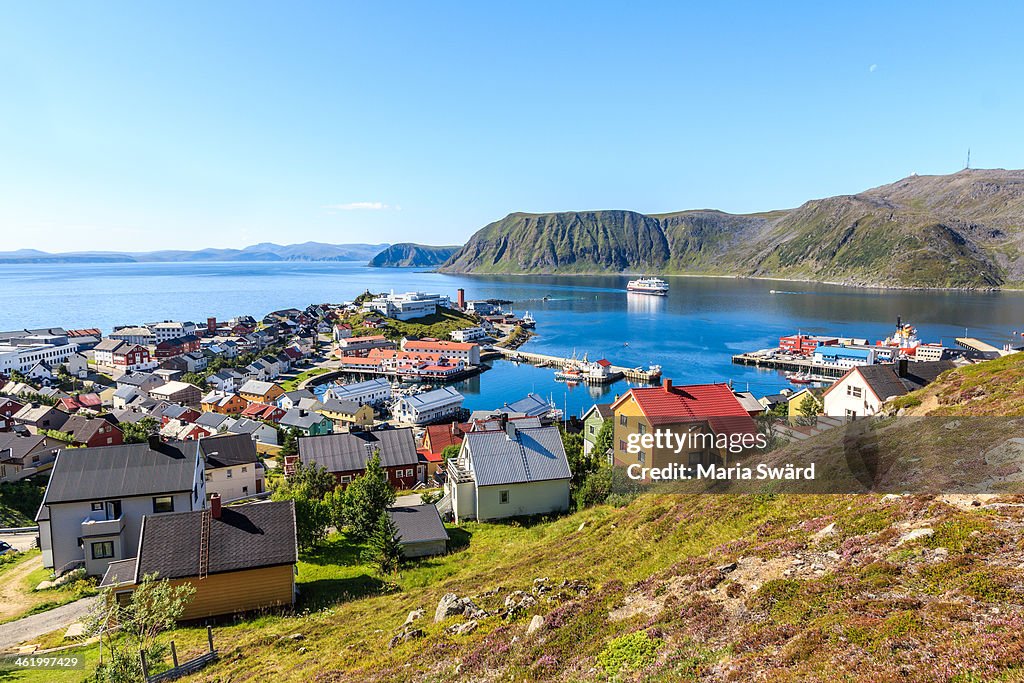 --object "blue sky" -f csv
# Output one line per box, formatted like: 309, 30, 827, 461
1, 2, 1022, 252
